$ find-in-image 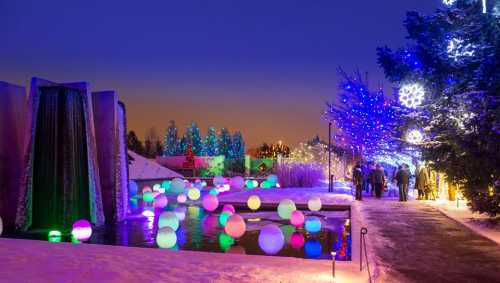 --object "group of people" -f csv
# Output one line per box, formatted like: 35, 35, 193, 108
352, 162, 411, 201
